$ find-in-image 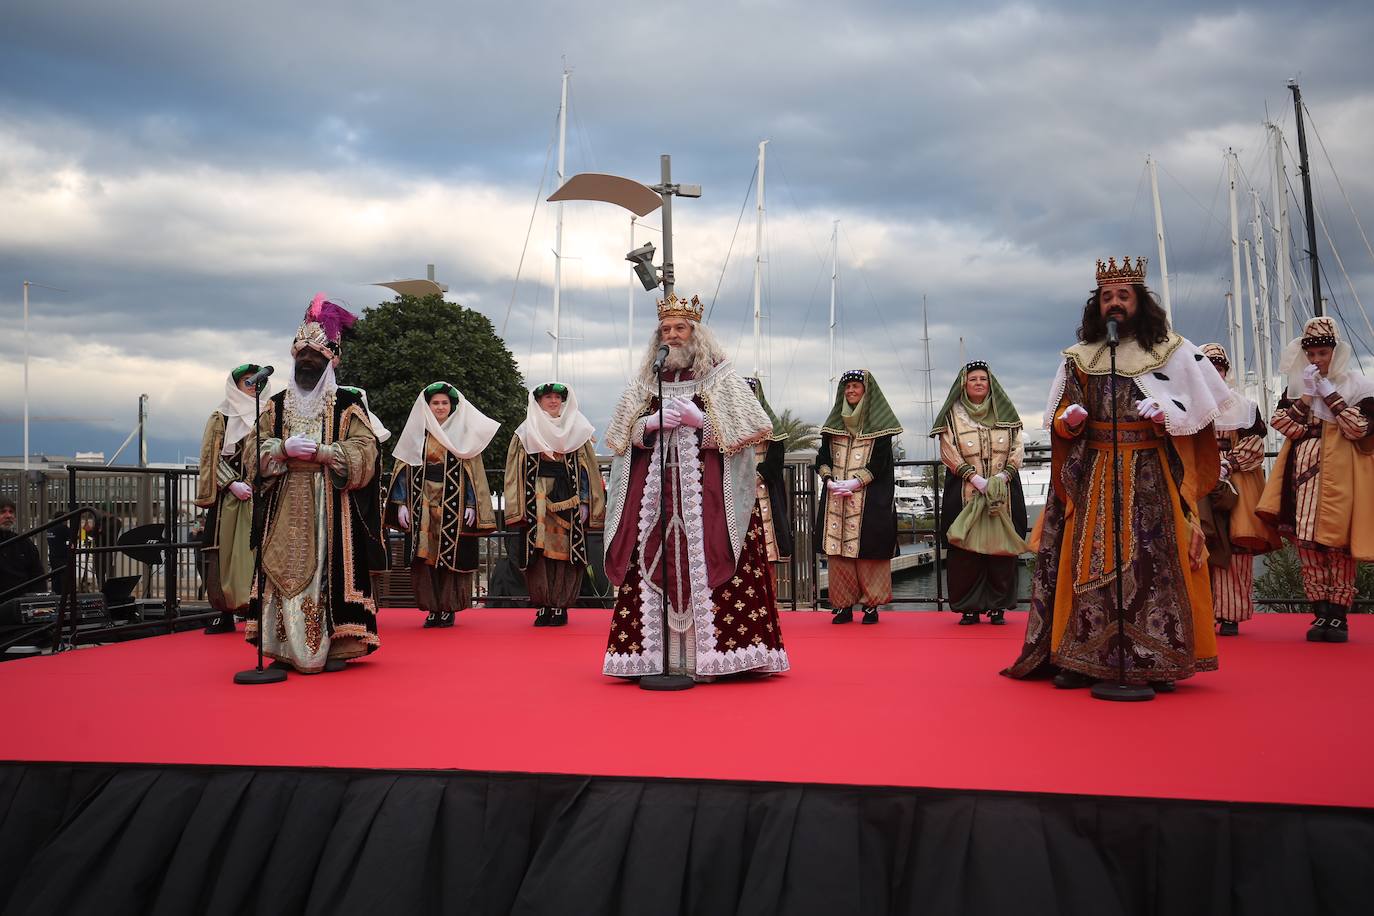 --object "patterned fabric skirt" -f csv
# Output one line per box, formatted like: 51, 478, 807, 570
605, 507, 788, 678
412, 562, 472, 615
826, 556, 892, 609
525, 554, 583, 609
